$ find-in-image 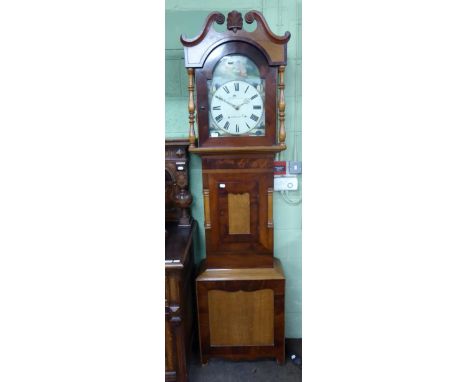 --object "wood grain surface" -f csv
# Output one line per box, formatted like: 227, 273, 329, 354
208, 289, 274, 346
